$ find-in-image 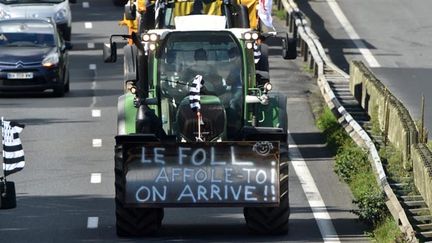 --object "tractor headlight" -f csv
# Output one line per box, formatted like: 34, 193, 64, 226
142, 34, 150, 41
149, 43, 156, 51
149, 33, 158, 42
264, 82, 272, 92
129, 85, 137, 94
142, 33, 159, 42
251, 32, 259, 40
246, 42, 254, 49
243, 32, 259, 40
